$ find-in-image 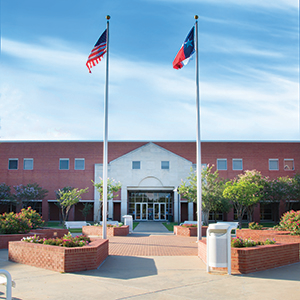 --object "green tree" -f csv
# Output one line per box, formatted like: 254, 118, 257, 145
178, 166, 230, 225
93, 178, 122, 223
13, 183, 48, 210
55, 187, 88, 226
0, 183, 14, 210
223, 180, 262, 229
237, 170, 268, 222
80, 202, 93, 221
